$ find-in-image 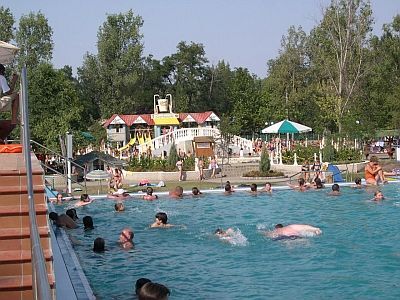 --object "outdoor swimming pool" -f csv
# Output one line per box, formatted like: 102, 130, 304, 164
57, 184, 400, 299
